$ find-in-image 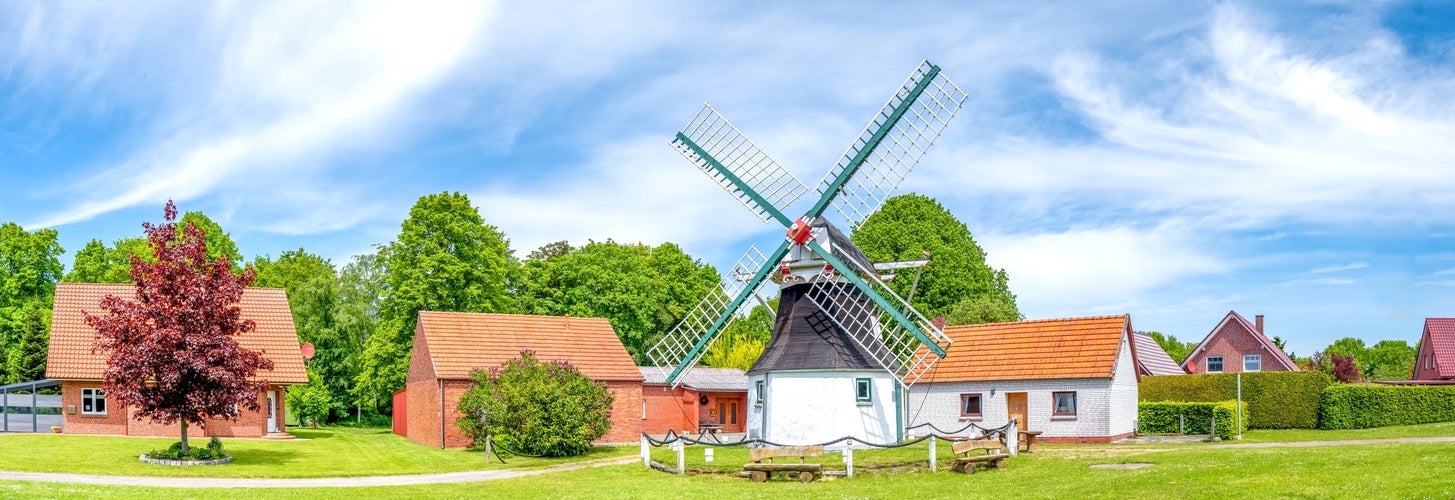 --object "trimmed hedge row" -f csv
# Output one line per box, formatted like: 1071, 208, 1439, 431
1139, 371, 1332, 429
1138, 401, 1248, 440
1319, 385, 1455, 430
